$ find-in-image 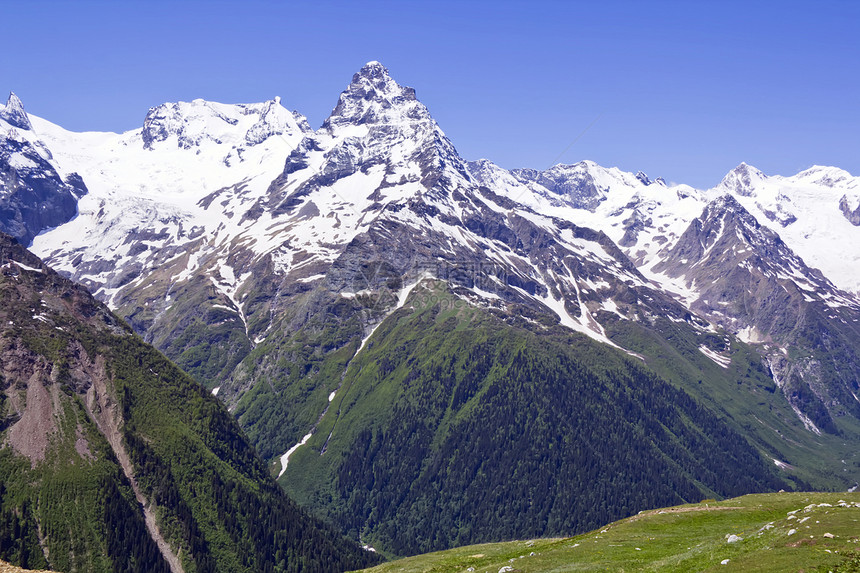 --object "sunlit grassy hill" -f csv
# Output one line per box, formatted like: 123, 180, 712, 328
355, 492, 860, 573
